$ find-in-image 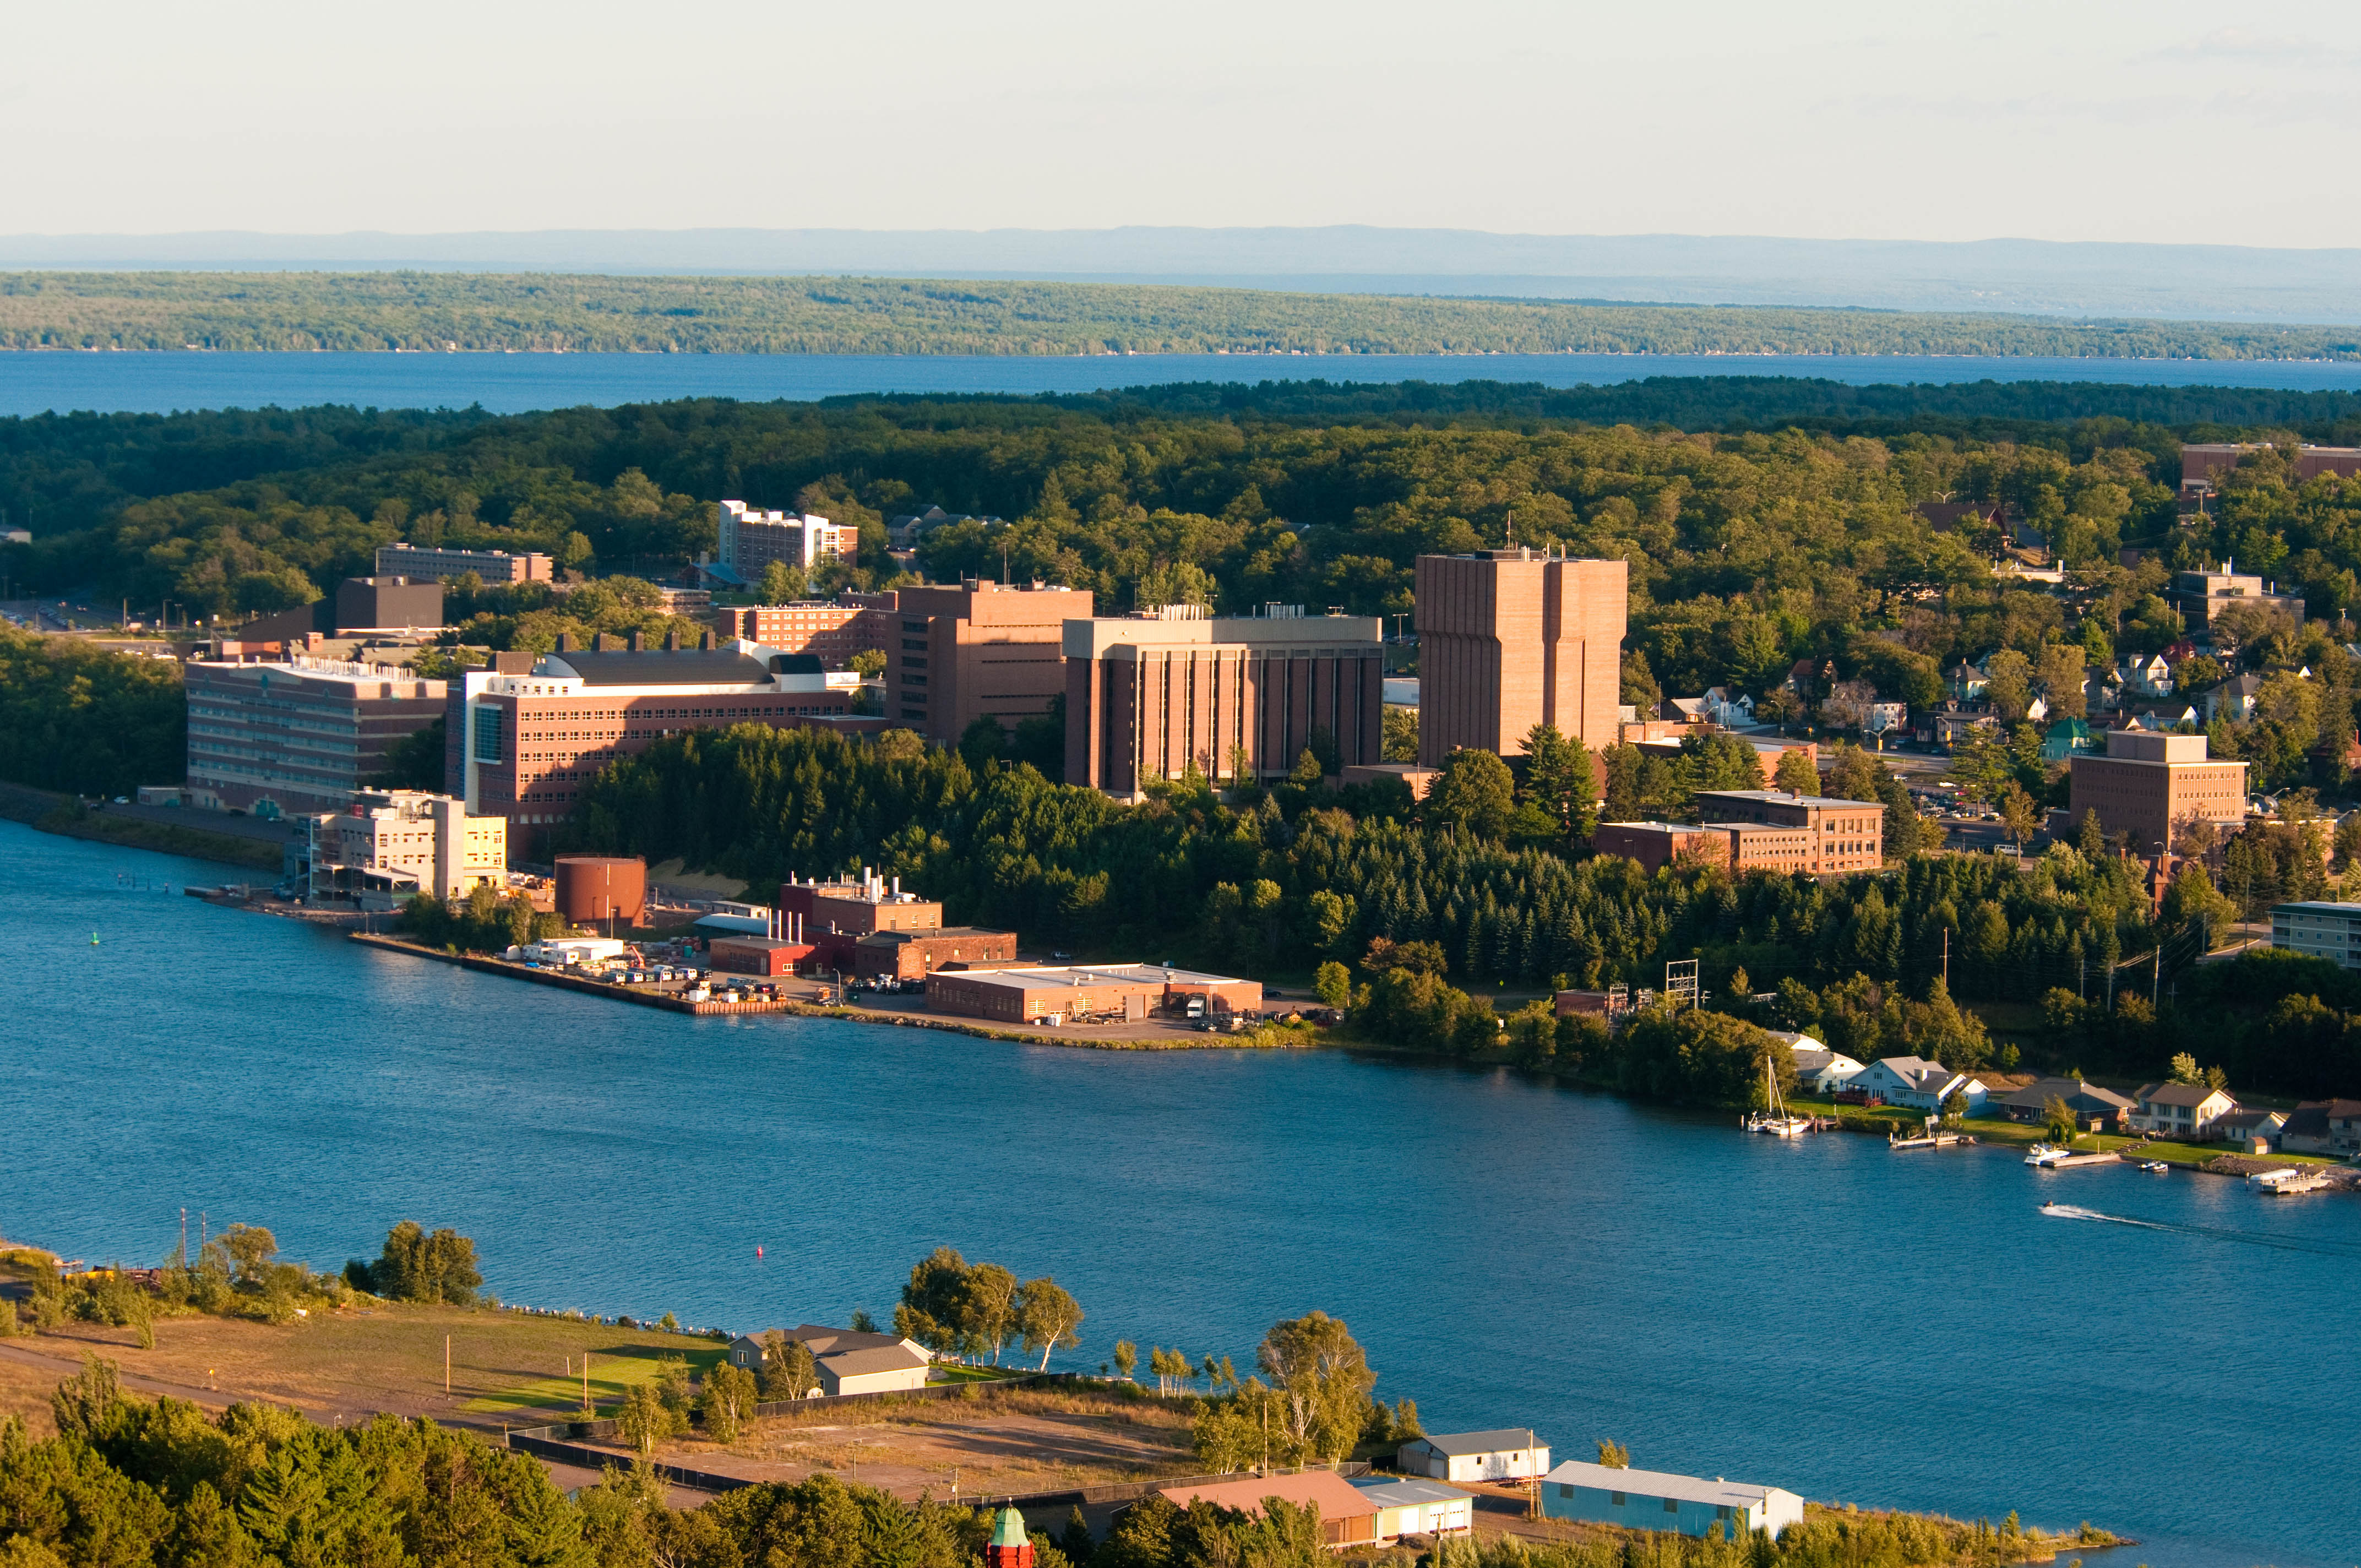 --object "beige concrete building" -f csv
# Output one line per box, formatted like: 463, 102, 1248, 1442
304, 790, 507, 910
1063, 605, 1385, 796
2068, 731, 2247, 855
1415, 549, 1626, 766
717, 501, 859, 578
1693, 791, 1884, 874
185, 656, 448, 817
889, 579, 1093, 744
